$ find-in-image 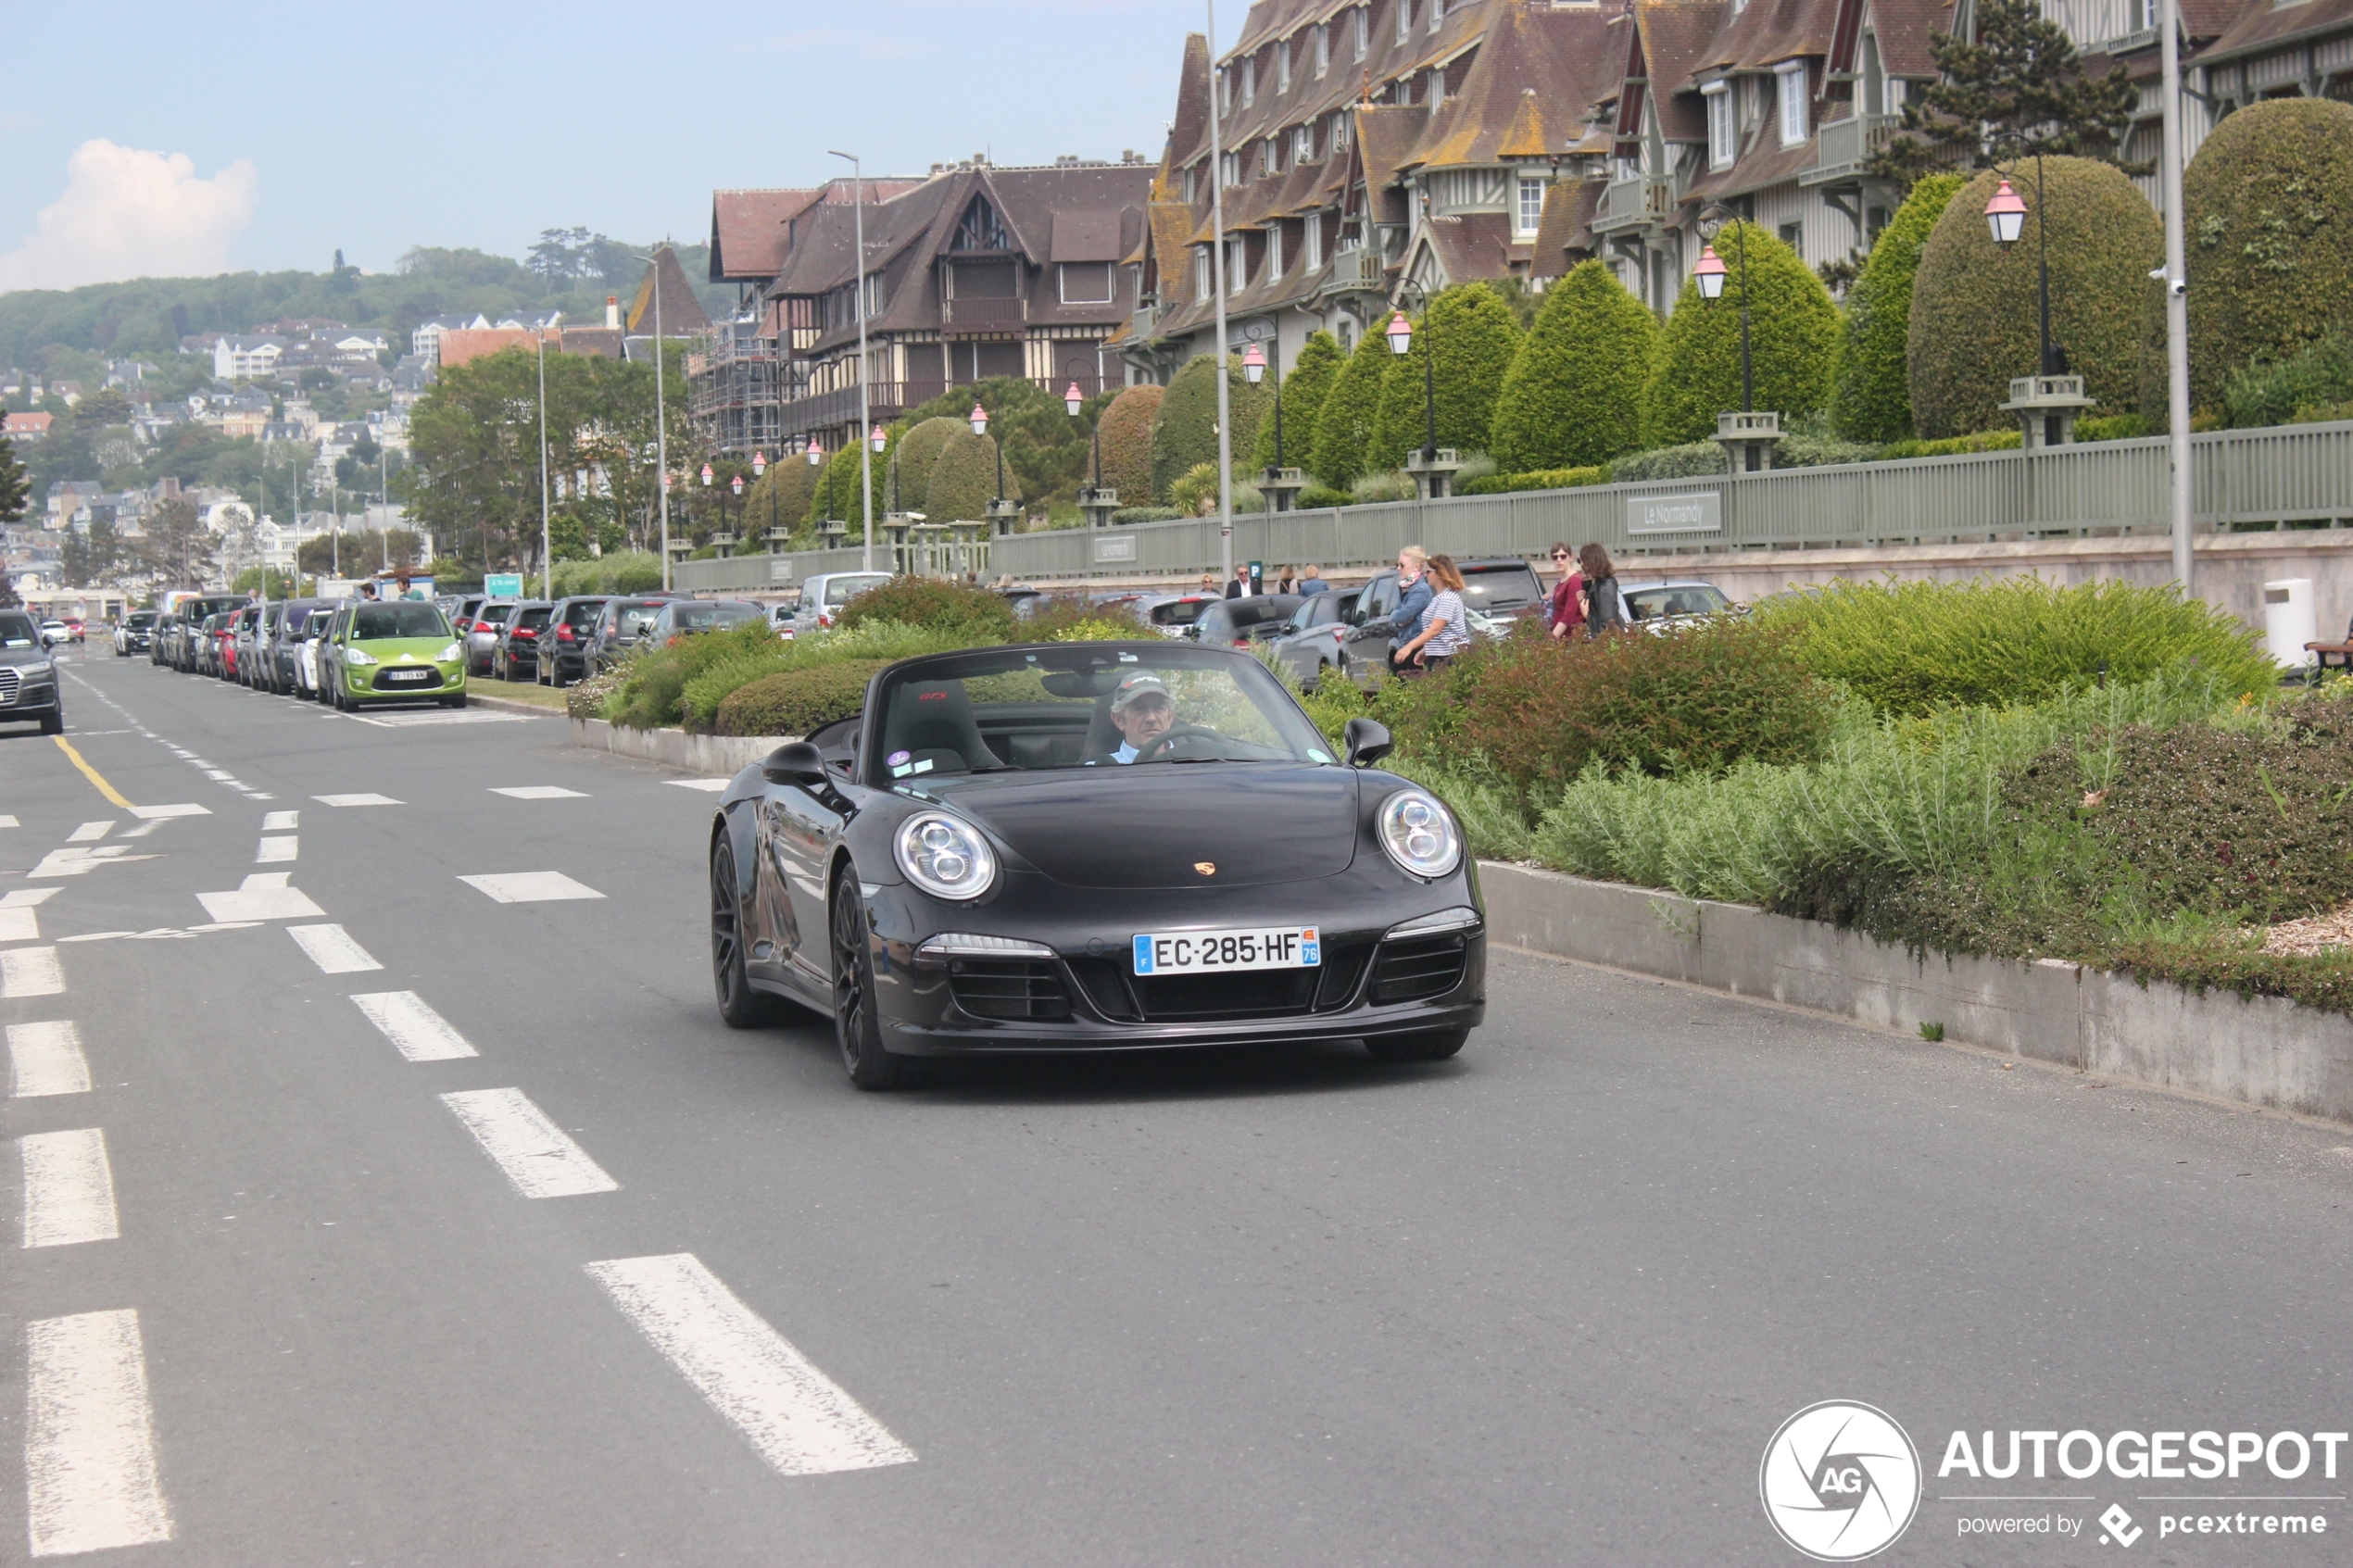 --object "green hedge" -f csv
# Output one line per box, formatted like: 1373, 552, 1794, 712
1151, 355, 1267, 504
1308, 326, 1394, 491
1642, 221, 1838, 447
713, 660, 889, 736
1610, 441, 1726, 481
1095, 384, 1163, 506
1490, 260, 1656, 472
1297, 484, 1356, 508
1367, 282, 1523, 472
1831, 174, 1964, 442
1460, 465, 1608, 495
2220, 334, 2353, 429
923, 427, 1019, 523
2173, 98, 2353, 417
834, 575, 1015, 639
1908, 159, 2158, 439
887, 417, 963, 513
1876, 428, 2023, 458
